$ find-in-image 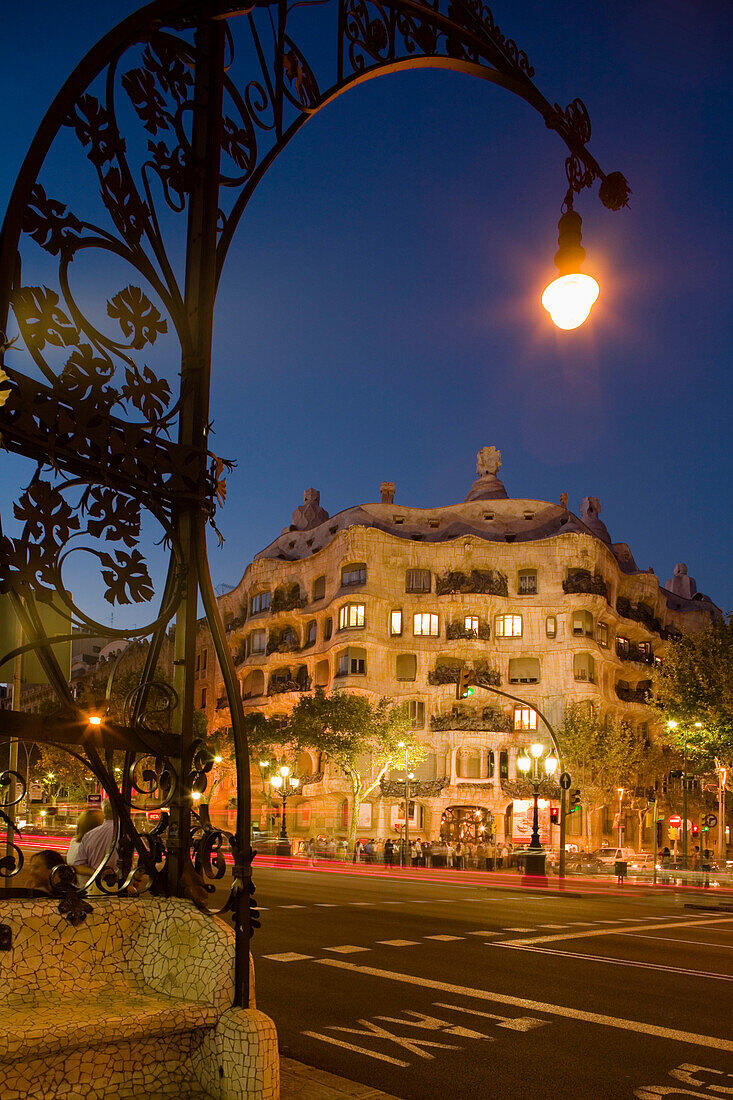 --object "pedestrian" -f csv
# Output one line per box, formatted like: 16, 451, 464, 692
327, 837, 337, 860
476, 839, 486, 871
69, 800, 118, 891
354, 838, 362, 863
67, 809, 104, 871
660, 845, 671, 885
411, 839, 420, 868
502, 842, 511, 870
364, 838, 373, 864
445, 840, 455, 869
691, 845, 701, 885
384, 838, 394, 868
28, 849, 66, 894
702, 847, 712, 888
